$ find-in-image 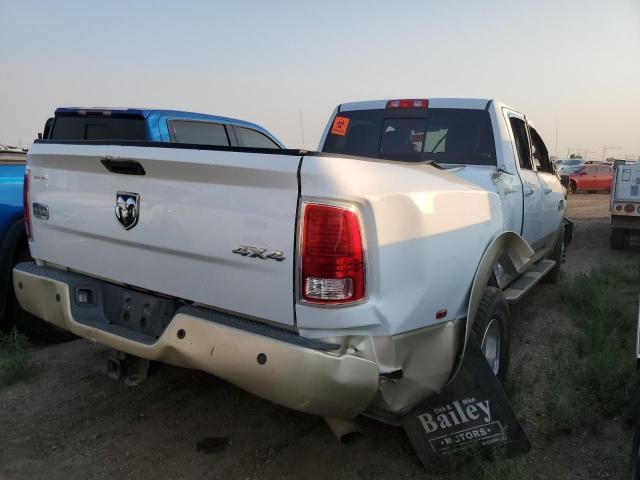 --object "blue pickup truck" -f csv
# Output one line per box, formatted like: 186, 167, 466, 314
43, 107, 284, 148
0, 149, 29, 333
1, 108, 284, 338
